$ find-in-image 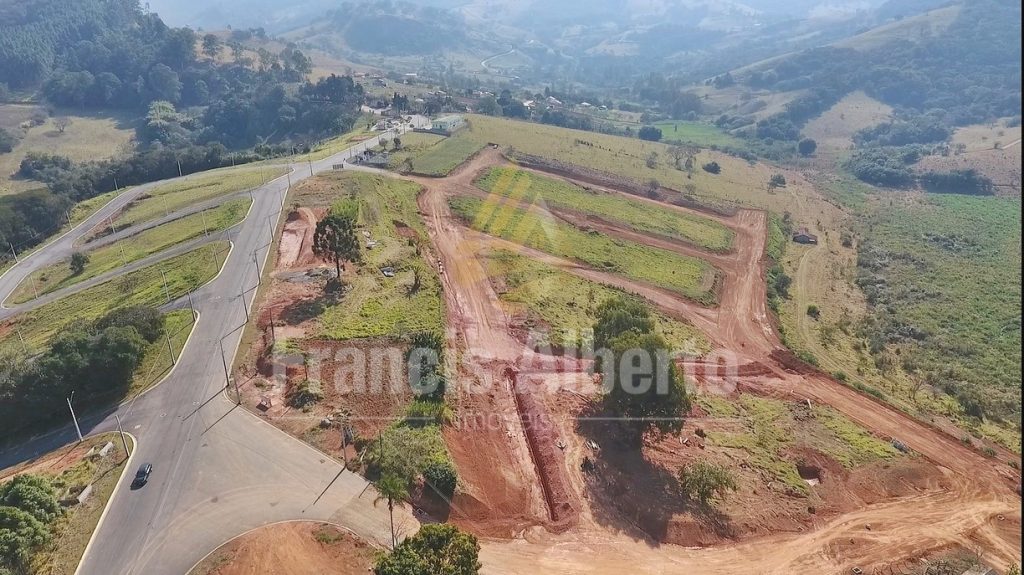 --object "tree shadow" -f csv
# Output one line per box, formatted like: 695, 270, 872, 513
278, 293, 336, 325
575, 401, 735, 546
